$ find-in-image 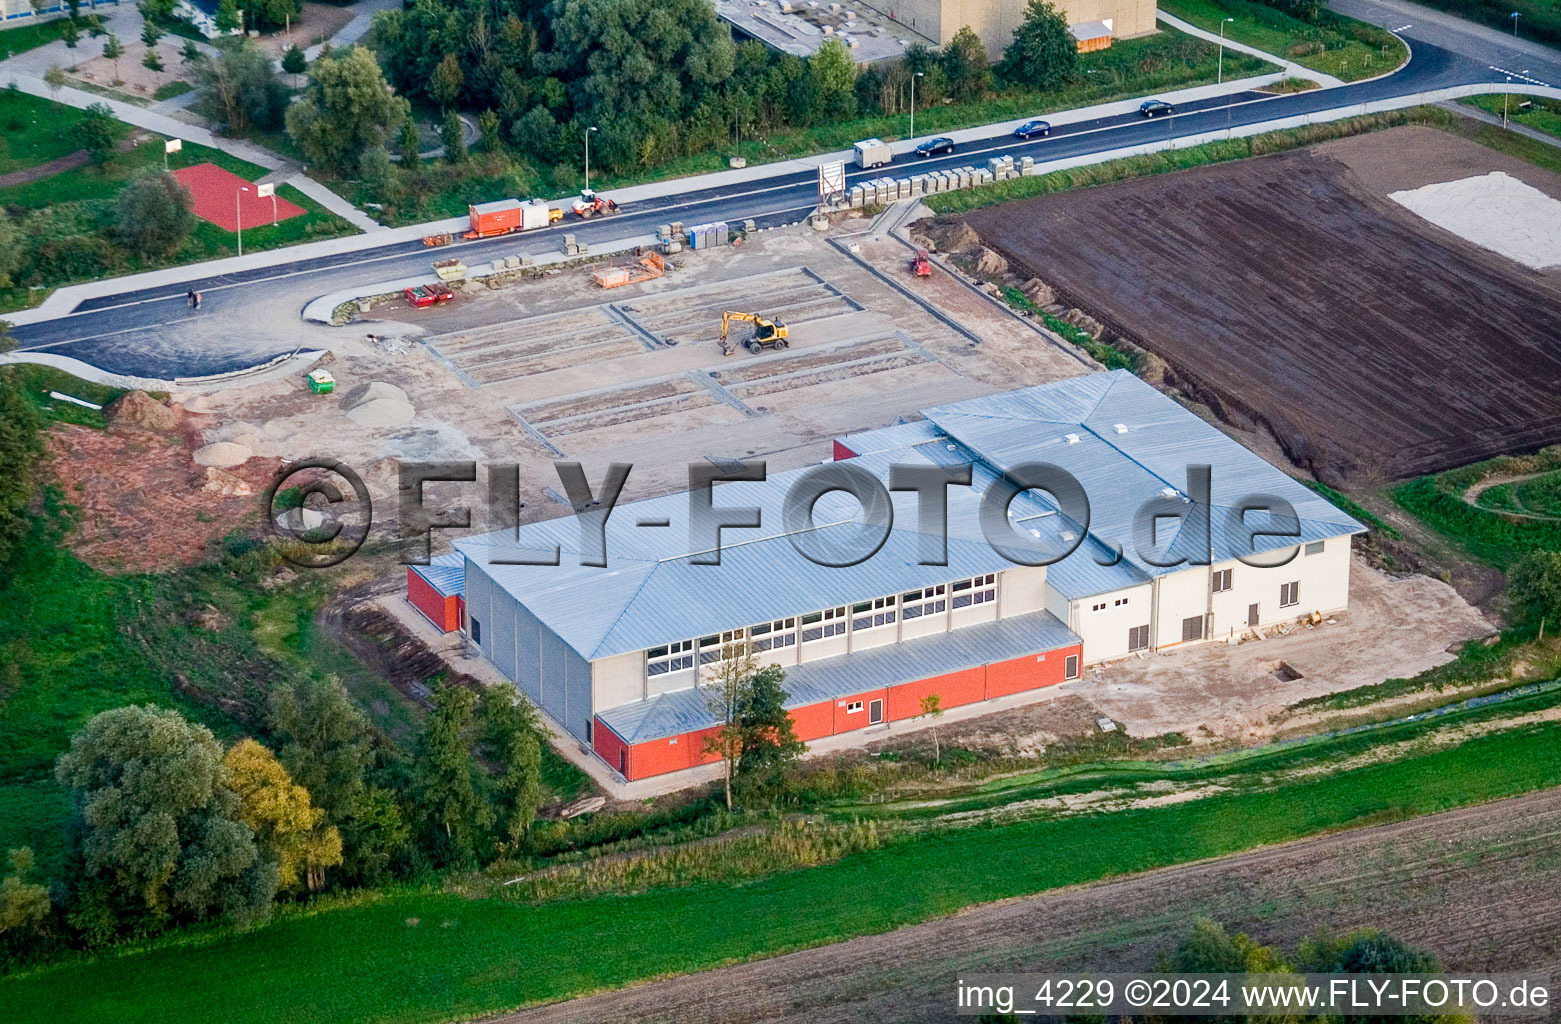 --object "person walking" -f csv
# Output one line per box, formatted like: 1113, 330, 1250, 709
192, 291, 202, 310
187, 289, 196, 308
